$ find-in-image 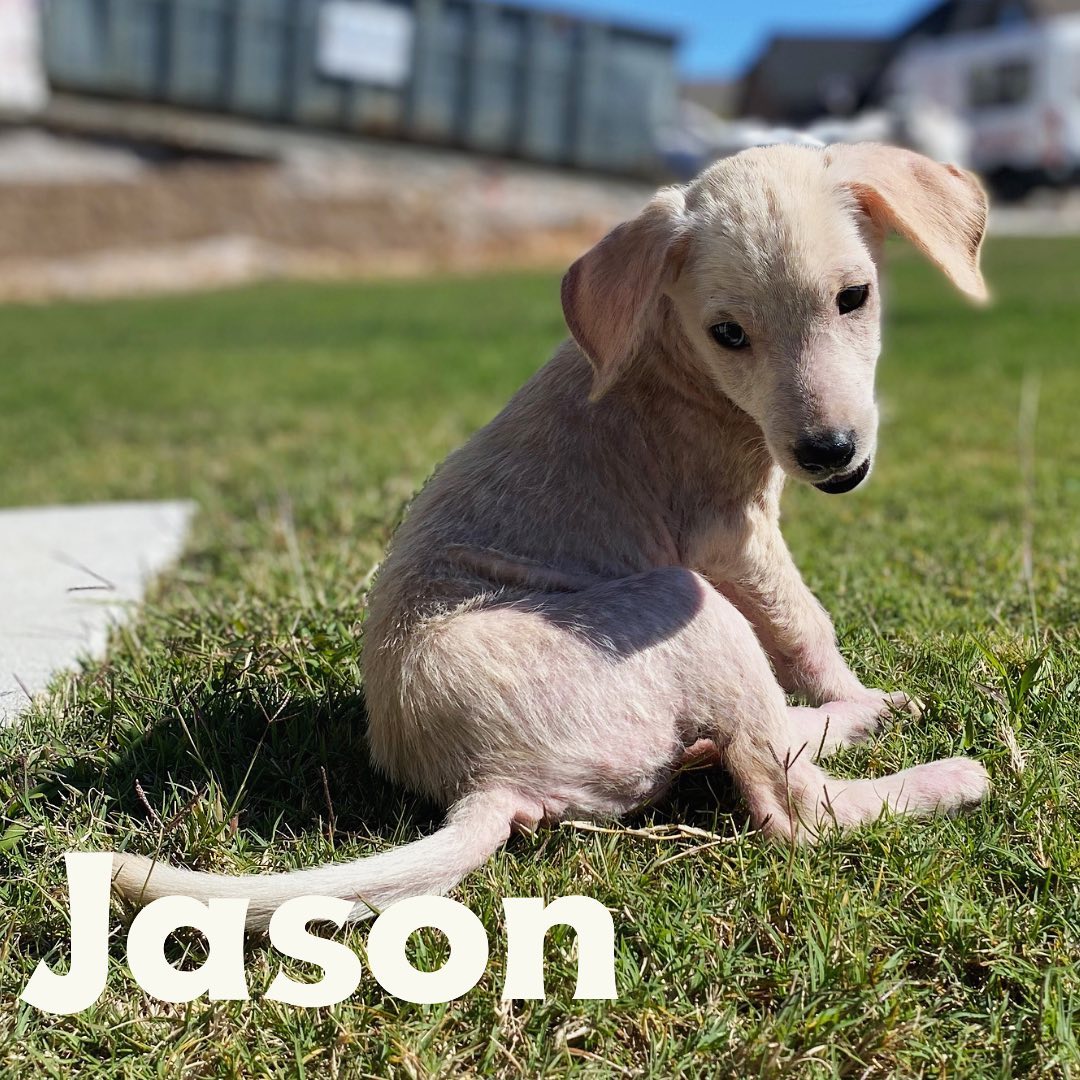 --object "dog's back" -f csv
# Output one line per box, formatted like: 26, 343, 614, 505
360, 341, 682, 798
